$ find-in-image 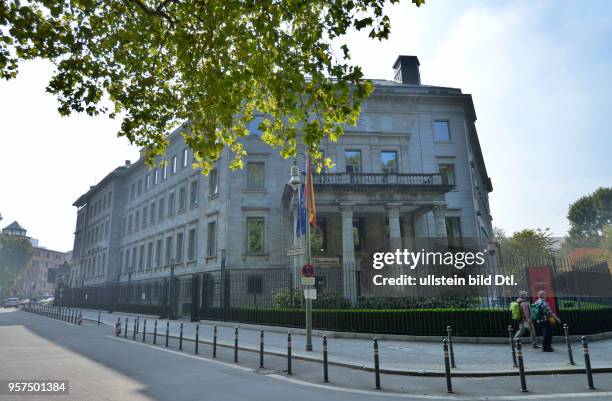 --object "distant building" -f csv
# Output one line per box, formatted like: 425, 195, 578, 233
2, 221, 71, 298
